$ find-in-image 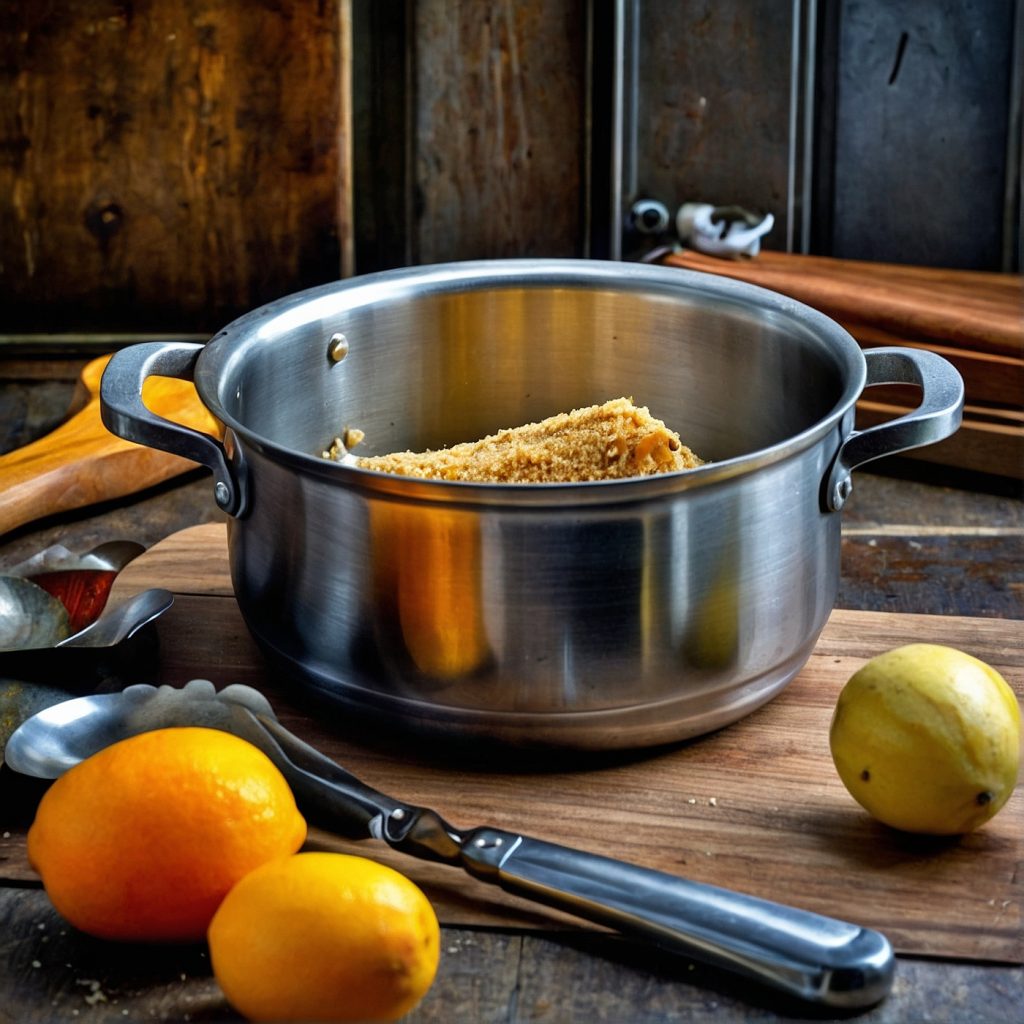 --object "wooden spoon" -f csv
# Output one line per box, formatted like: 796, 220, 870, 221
0, 354, 220, 537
